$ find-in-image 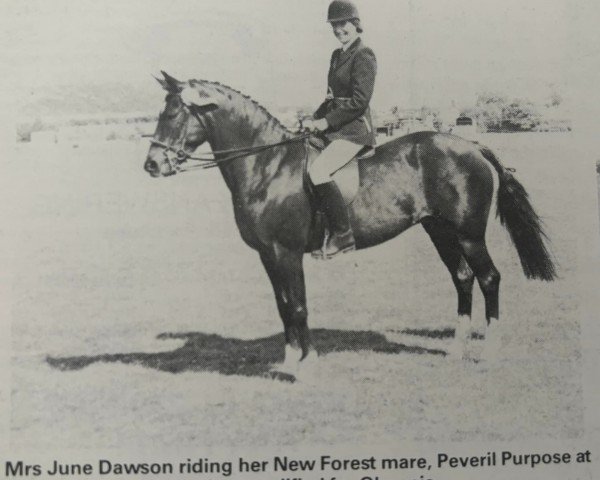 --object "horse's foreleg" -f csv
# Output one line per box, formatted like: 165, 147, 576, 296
260, 250, 290, 334
422, 218, 475, 359
260, 246, 314, 373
